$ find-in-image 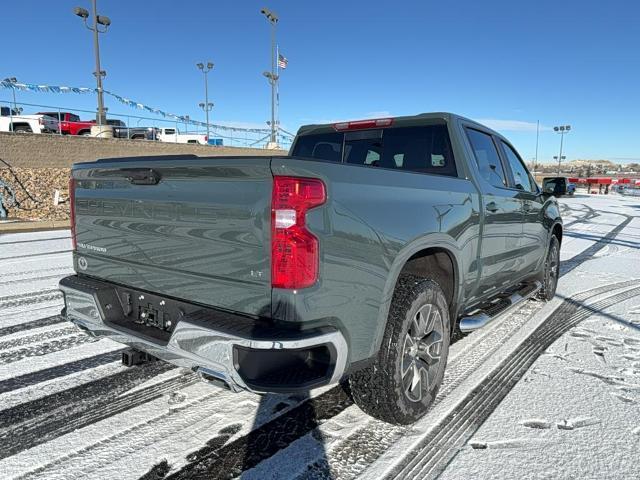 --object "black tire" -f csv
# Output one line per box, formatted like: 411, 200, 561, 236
350, 275, 450, 425
13, 125, 32, 133
538, 235, 560, 301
